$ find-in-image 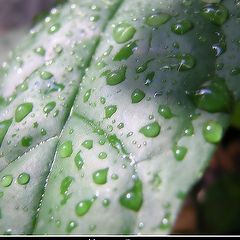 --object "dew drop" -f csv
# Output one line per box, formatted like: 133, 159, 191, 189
92, 168, 109, 185
202, 120, 223, 144
119, 179, 143, 212
102, 66, 126, 86
113, 23, 136, 43
17, 173, 30, 185
1, 175, 13, 187
75, 200, 92, 217
139, 122, 161, 138
201, 4, 229, 26
145, 13, 171, 27
15, 103, 33, 122
58, 141, 73, 158
74, 151, 84, 170
105, 105, 117, 118
171, 19, 193, 35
